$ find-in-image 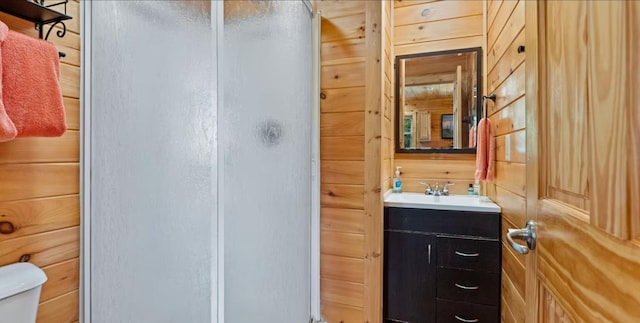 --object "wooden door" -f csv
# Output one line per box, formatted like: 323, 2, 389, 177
516, 1, 640, 322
